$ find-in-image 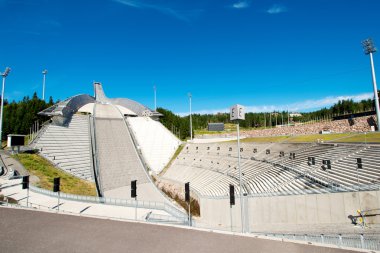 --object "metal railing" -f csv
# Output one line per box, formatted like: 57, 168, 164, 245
261, 232, 380, 251
29, 185, 186, 220
0, 200, 187, 226
28, 119, 50, 145
89, 113, 103, 197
